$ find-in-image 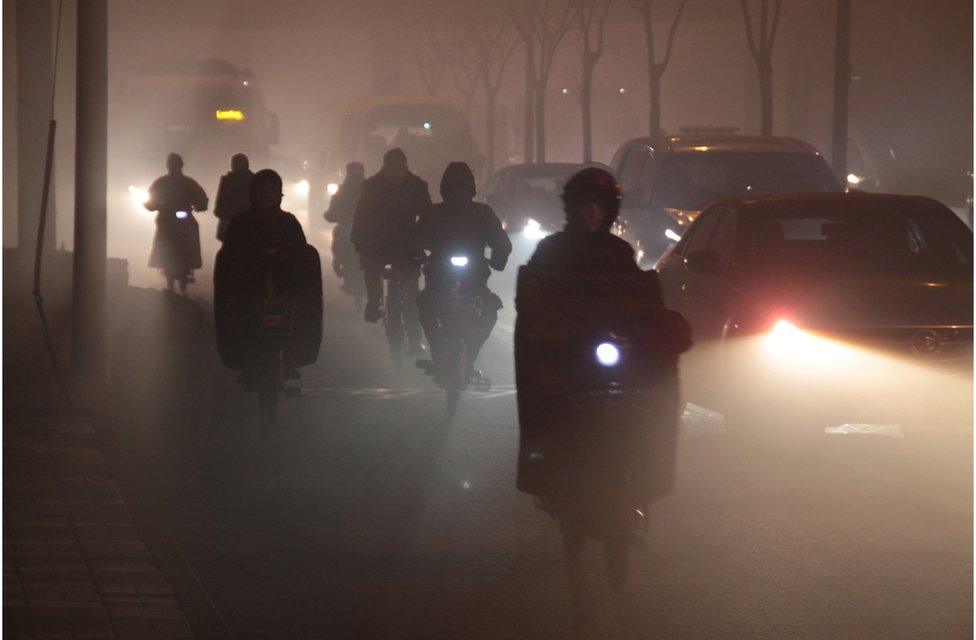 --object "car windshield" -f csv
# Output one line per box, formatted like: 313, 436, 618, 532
660, 153, 840, 211
742, 204, 973, 276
